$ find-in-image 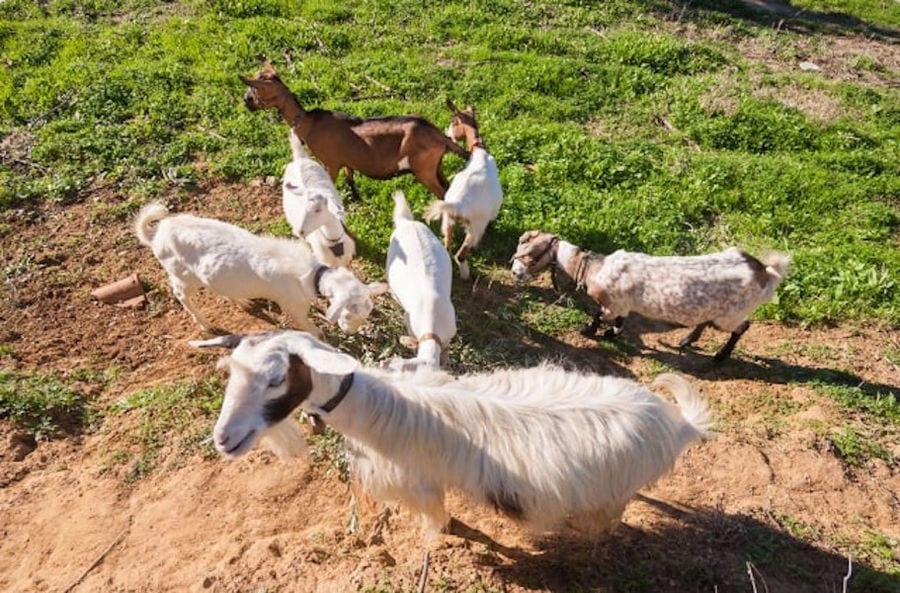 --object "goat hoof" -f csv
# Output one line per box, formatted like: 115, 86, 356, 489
580, 325, 598, 338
